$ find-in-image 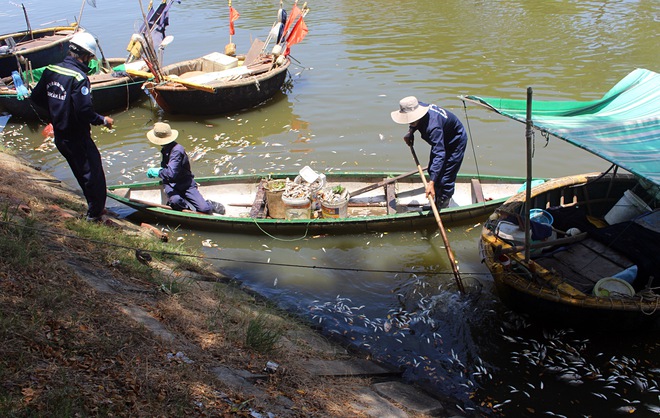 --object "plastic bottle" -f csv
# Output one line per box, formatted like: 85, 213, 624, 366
11, 71, 30, 100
